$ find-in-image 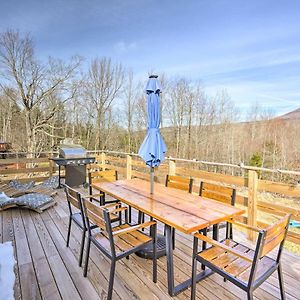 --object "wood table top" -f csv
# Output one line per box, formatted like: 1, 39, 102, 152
92, 178, 245, 234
